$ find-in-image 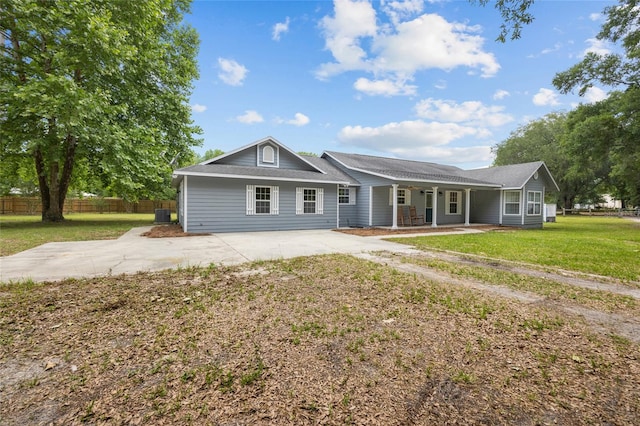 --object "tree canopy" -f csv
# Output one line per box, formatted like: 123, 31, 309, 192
0, 0, 201, 221
553, 0, 639, 95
